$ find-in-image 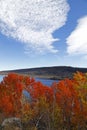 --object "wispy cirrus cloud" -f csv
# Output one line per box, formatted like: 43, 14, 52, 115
66, 16, 87, 56
0, 0, 69, 53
